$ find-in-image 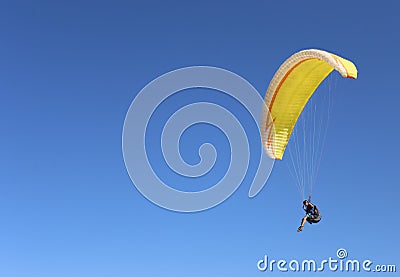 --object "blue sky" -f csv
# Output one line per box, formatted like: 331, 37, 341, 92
1, 0, 399, 276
